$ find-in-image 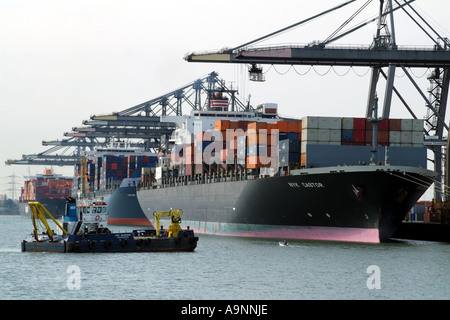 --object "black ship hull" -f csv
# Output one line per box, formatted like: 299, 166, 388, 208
106, 179, 152, 226
136, 165, 436, 243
